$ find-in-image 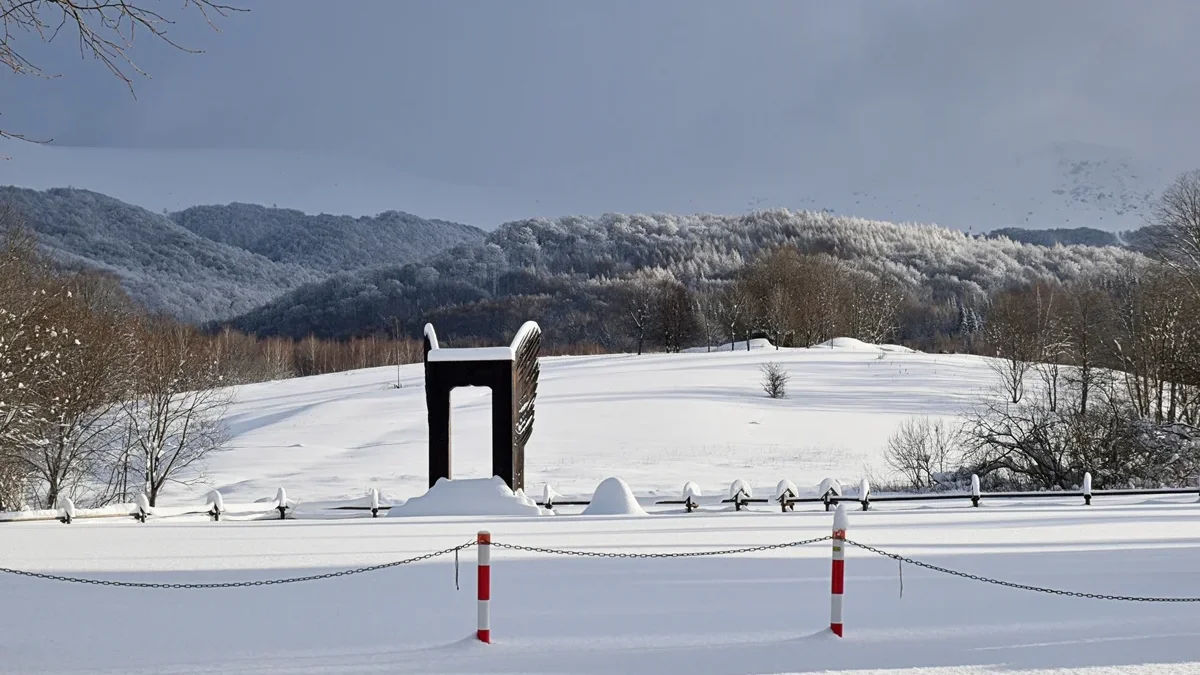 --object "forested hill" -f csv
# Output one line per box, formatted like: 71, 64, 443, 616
171, 203, 485, 274
0, 187, 483, 323
227, 209, 1146, 348
984, 227, 1123, 248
